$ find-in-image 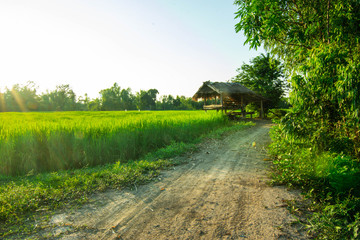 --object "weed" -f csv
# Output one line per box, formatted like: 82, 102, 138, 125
268, 123, 360, 239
